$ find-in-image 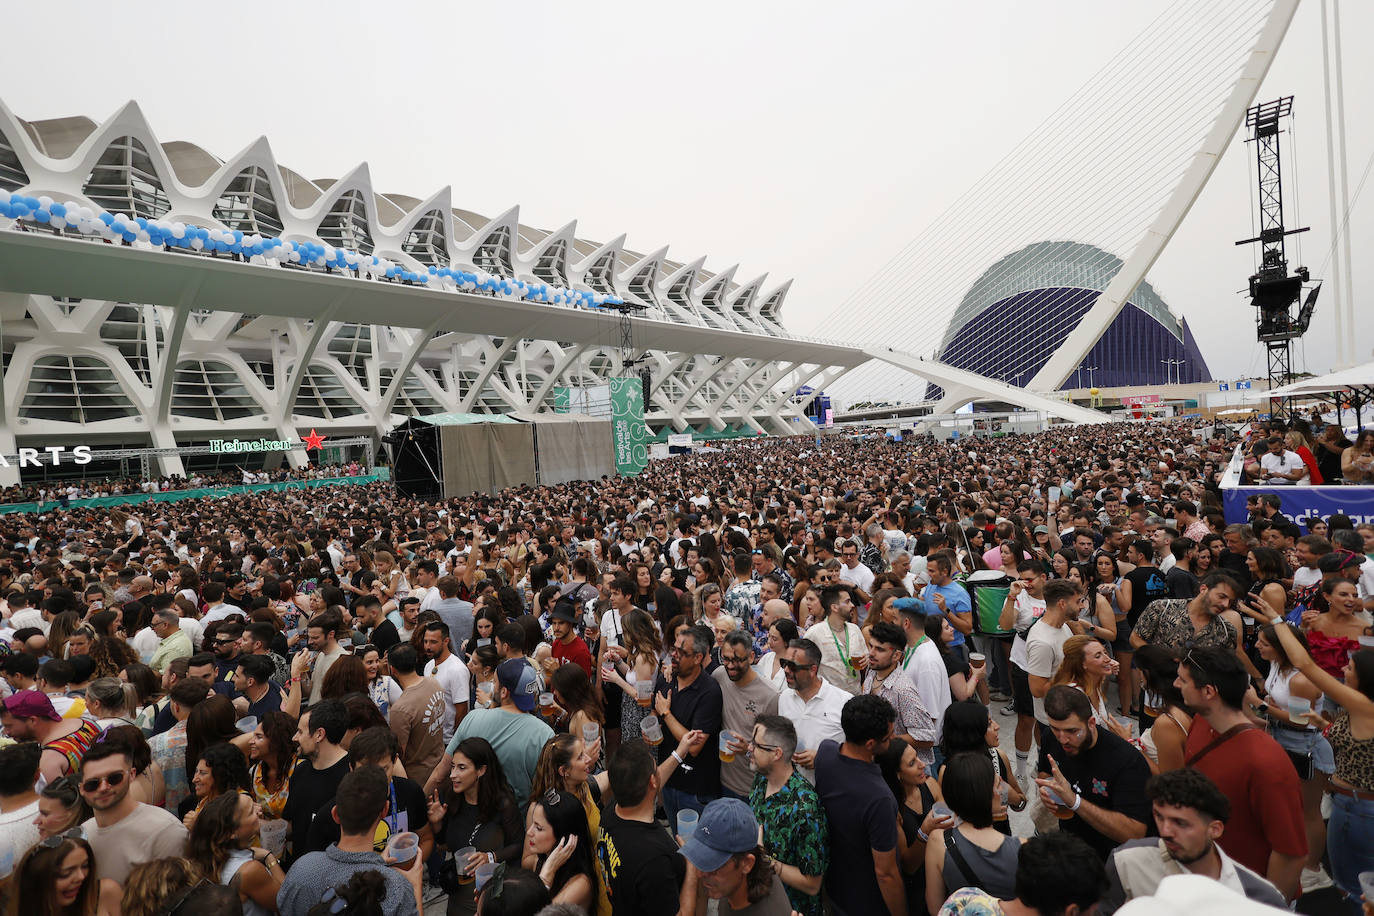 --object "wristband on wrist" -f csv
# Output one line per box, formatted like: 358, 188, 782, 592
671, 750, 685, 764
1070, 793, 1082, 812
916, 827, 929, 842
